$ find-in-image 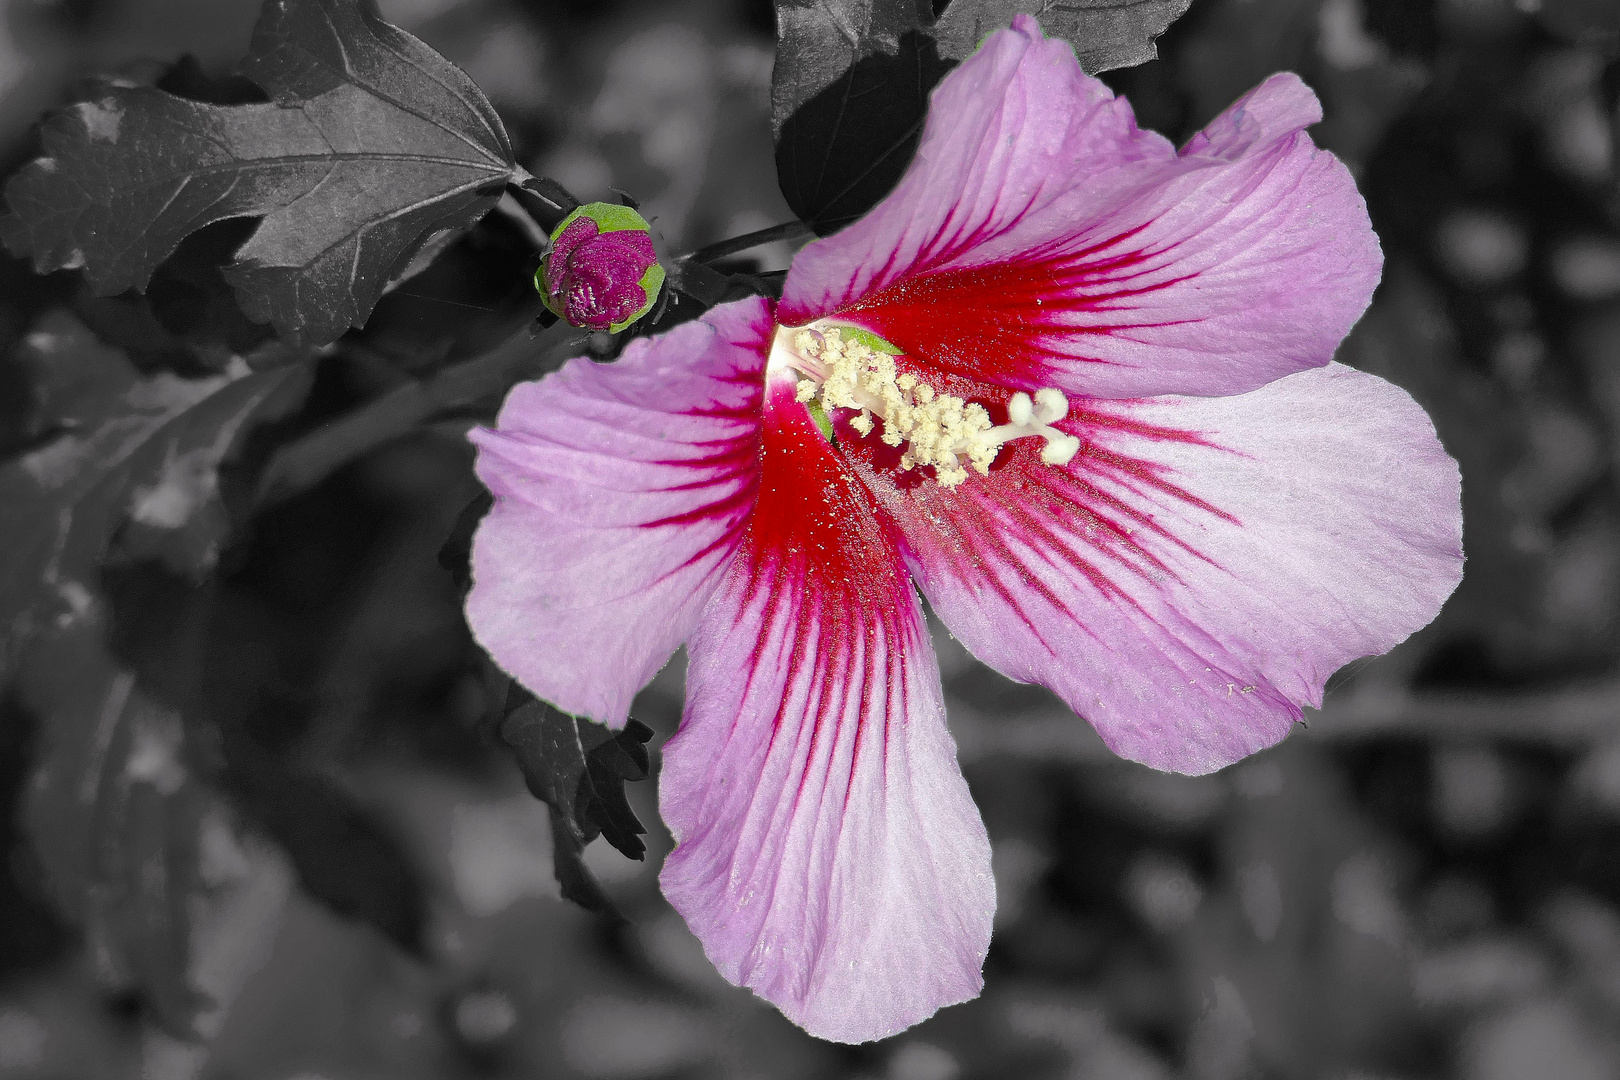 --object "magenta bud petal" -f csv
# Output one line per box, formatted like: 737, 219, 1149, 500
537, 203, 665, 332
